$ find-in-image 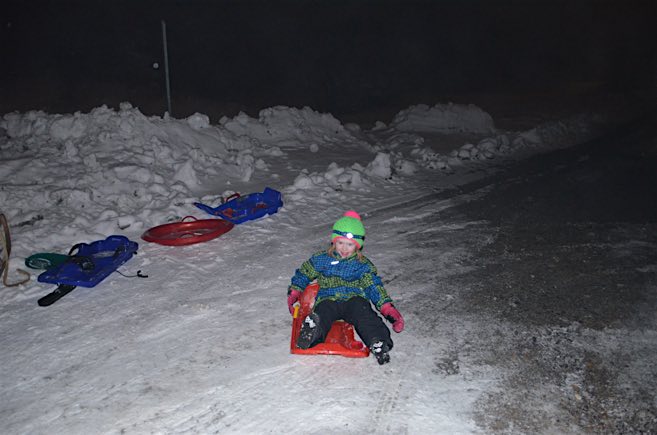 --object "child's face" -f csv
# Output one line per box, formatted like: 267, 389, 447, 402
334, 238, 358, 258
